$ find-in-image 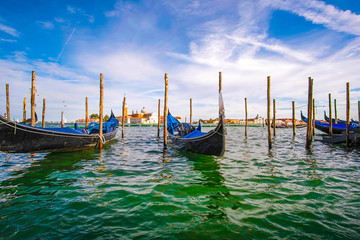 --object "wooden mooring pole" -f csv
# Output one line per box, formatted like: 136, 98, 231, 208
23, 97, 26, 123
292, 101, 296, 136
313, 99, 316, 136
329, 94, 332, 136
85, 97, 88, 128
122, 96, 126, 138
190, 98, 192, 125
358, 100, 360, 123
219, 72, 222, 93
267, 76, 272, 149
346, 82, 350, 147
31, 71, 36, 126
273, 99, 276, 136
164, 73, 168, 149
61, 111, 65, 128
42, 98, 46, 128
158, 99, 161, 138
245, 98, 248, 137
306, 77, 313, 149
6, 84, 10, 119
334, 99, 338, 124
99, 73, 104, 149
